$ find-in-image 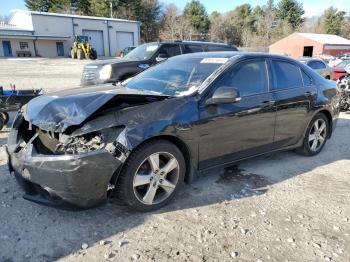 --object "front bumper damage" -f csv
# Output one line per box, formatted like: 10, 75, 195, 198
6, 122, 124, 210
